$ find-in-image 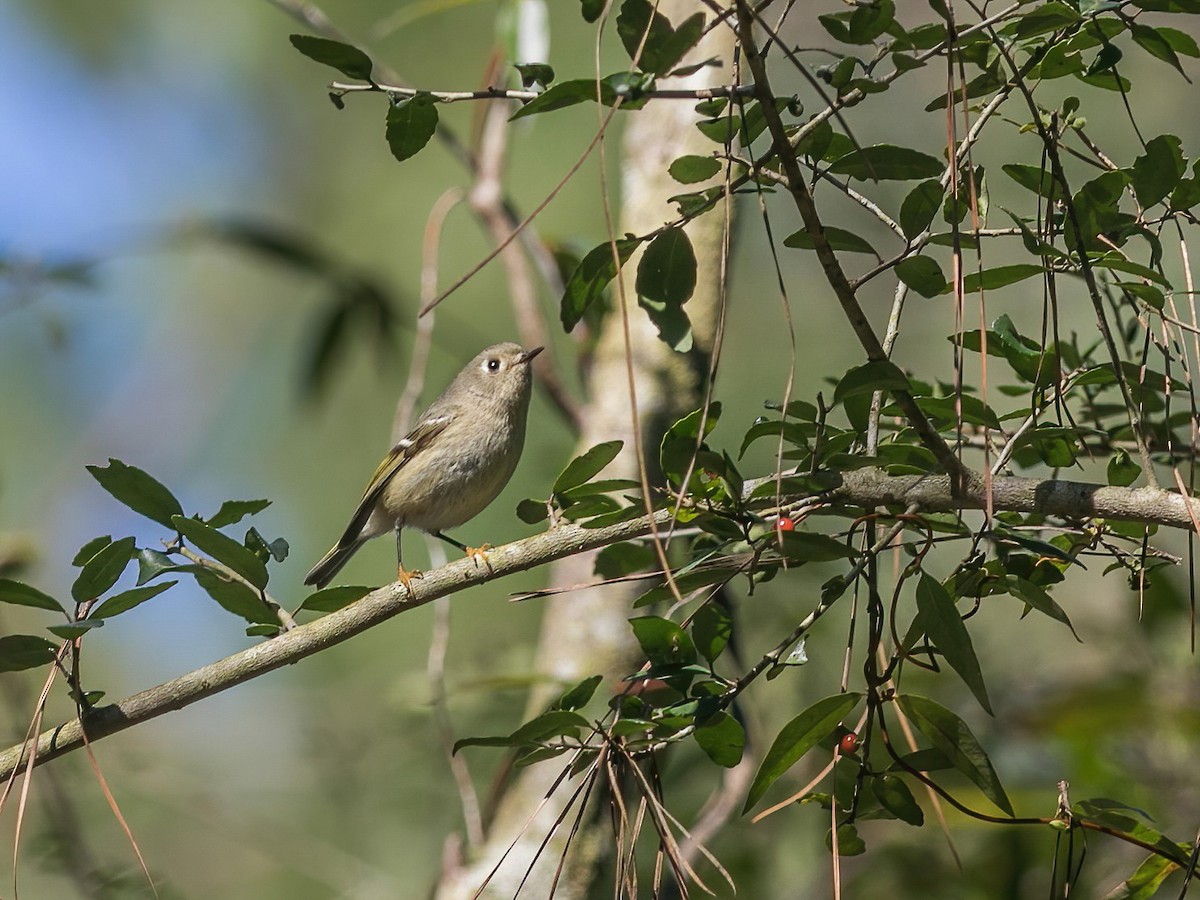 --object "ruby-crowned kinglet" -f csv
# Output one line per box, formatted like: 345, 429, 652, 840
304, 342, 543, 589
